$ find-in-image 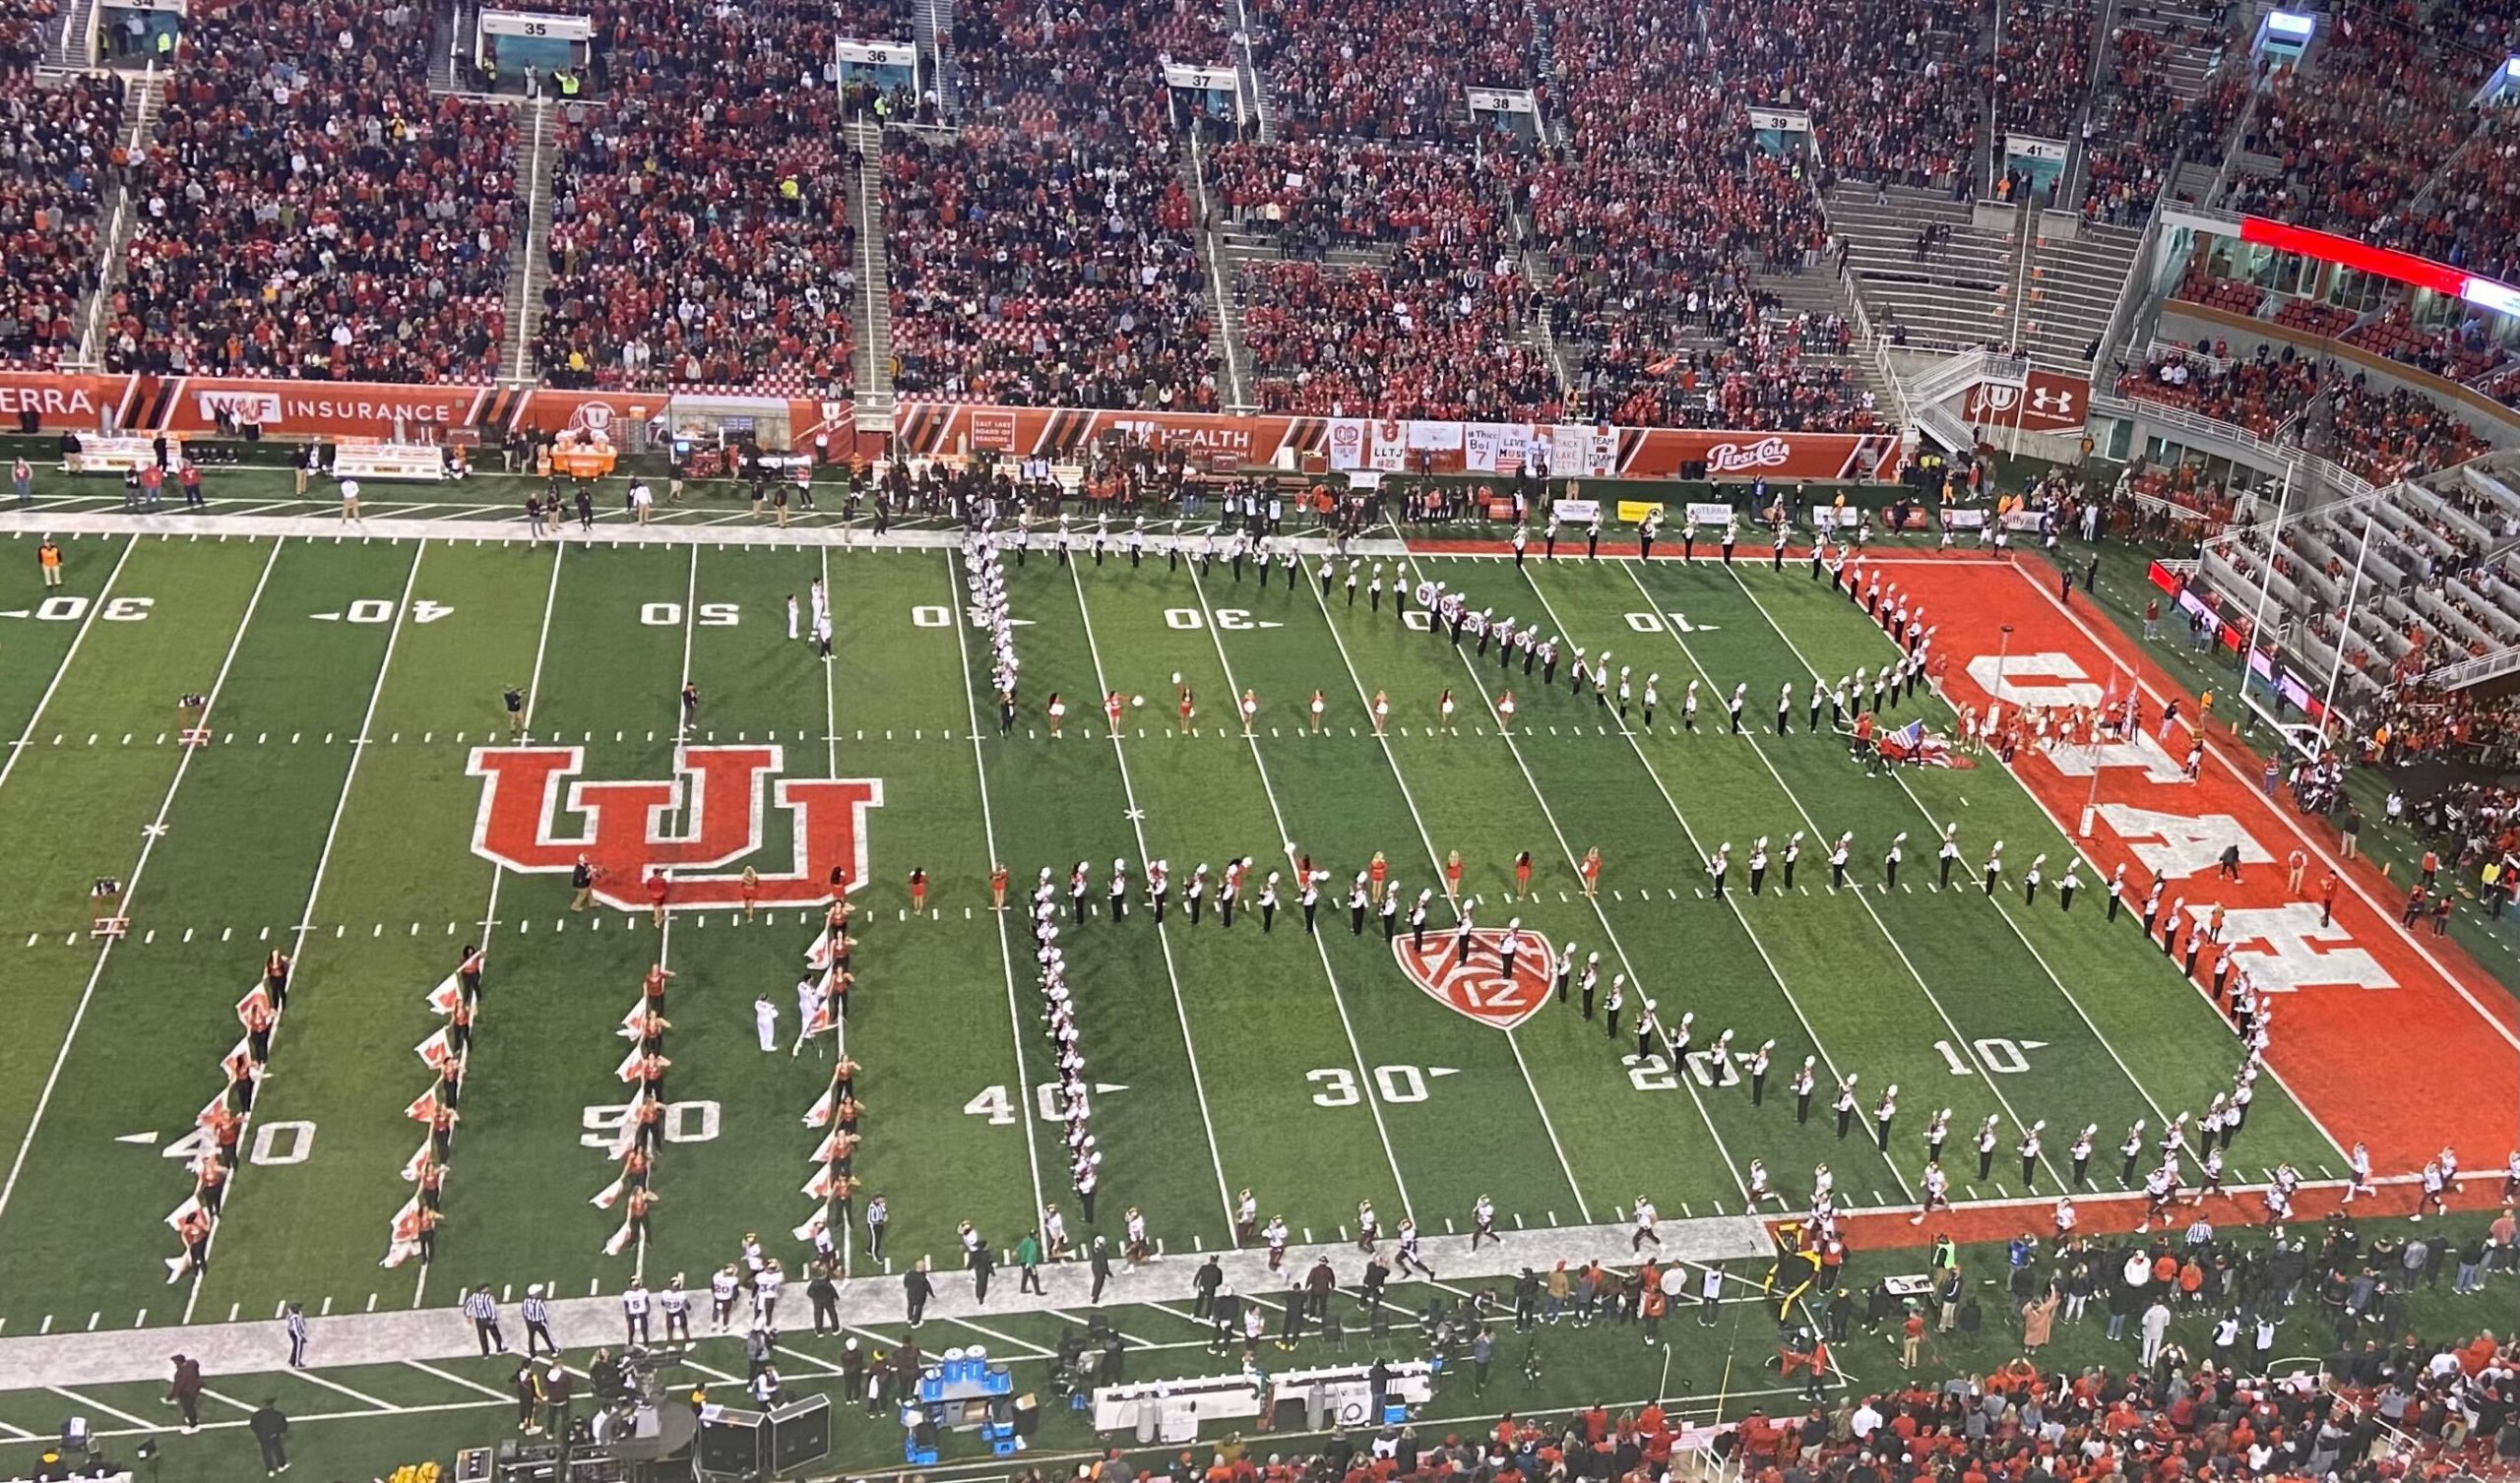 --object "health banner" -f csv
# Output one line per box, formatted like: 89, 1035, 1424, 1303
1, 372, 1910, 482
